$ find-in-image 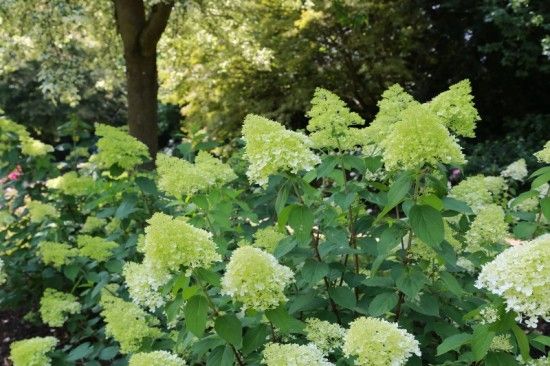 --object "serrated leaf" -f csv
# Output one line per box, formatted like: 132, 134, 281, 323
409, 204, 444, 248
185, 295, 209, 337
215, 314, 243, 348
